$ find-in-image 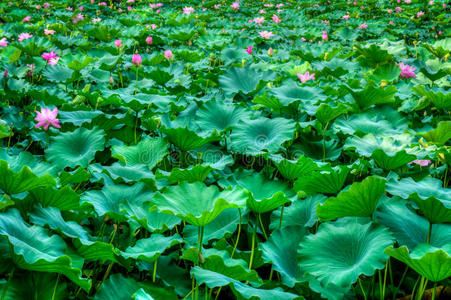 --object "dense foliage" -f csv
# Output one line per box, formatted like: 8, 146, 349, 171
0, 0, 450, 299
